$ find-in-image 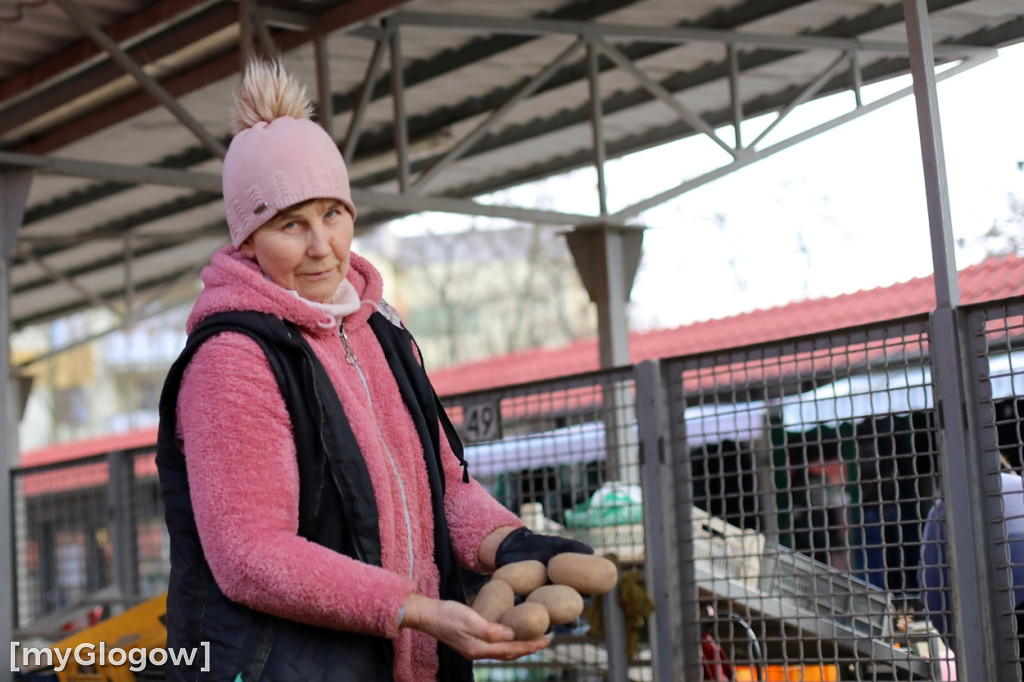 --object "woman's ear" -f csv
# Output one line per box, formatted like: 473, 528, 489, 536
239, 236, 256, 259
